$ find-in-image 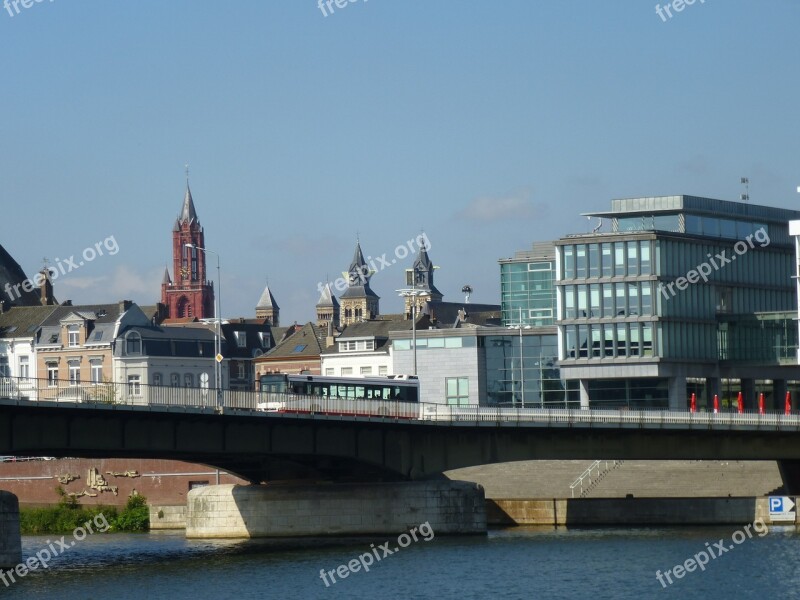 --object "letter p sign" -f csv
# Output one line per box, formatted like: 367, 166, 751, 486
770, 497, 783, 512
